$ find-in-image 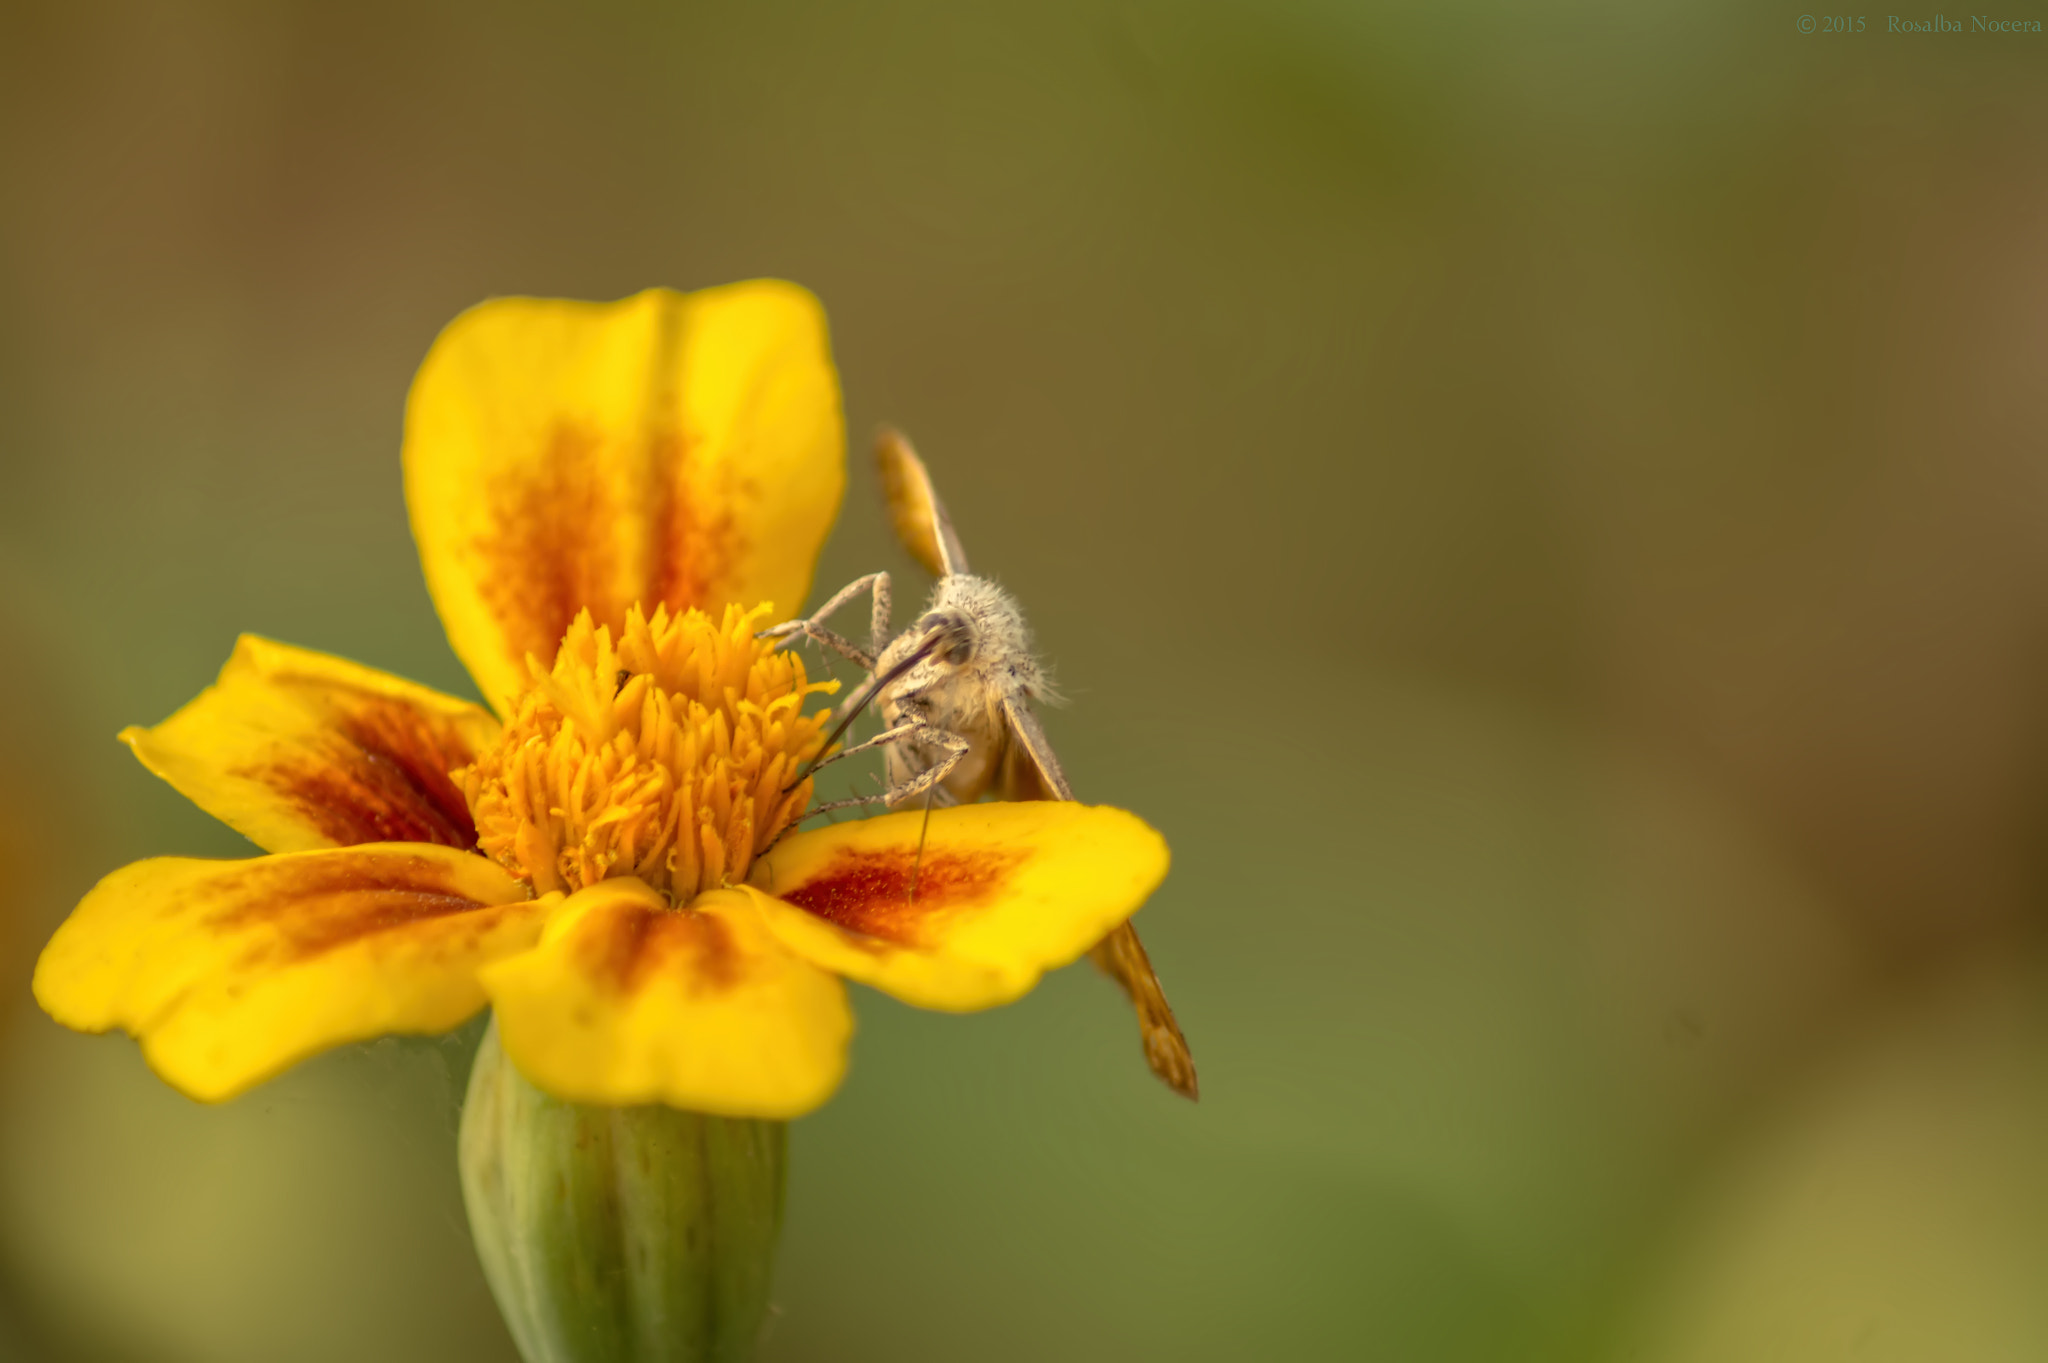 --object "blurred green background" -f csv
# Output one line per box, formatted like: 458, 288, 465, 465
5, 1, 2048, 1359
